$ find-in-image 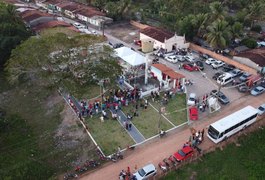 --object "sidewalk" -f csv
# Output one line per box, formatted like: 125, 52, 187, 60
110, 108, 145, 143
